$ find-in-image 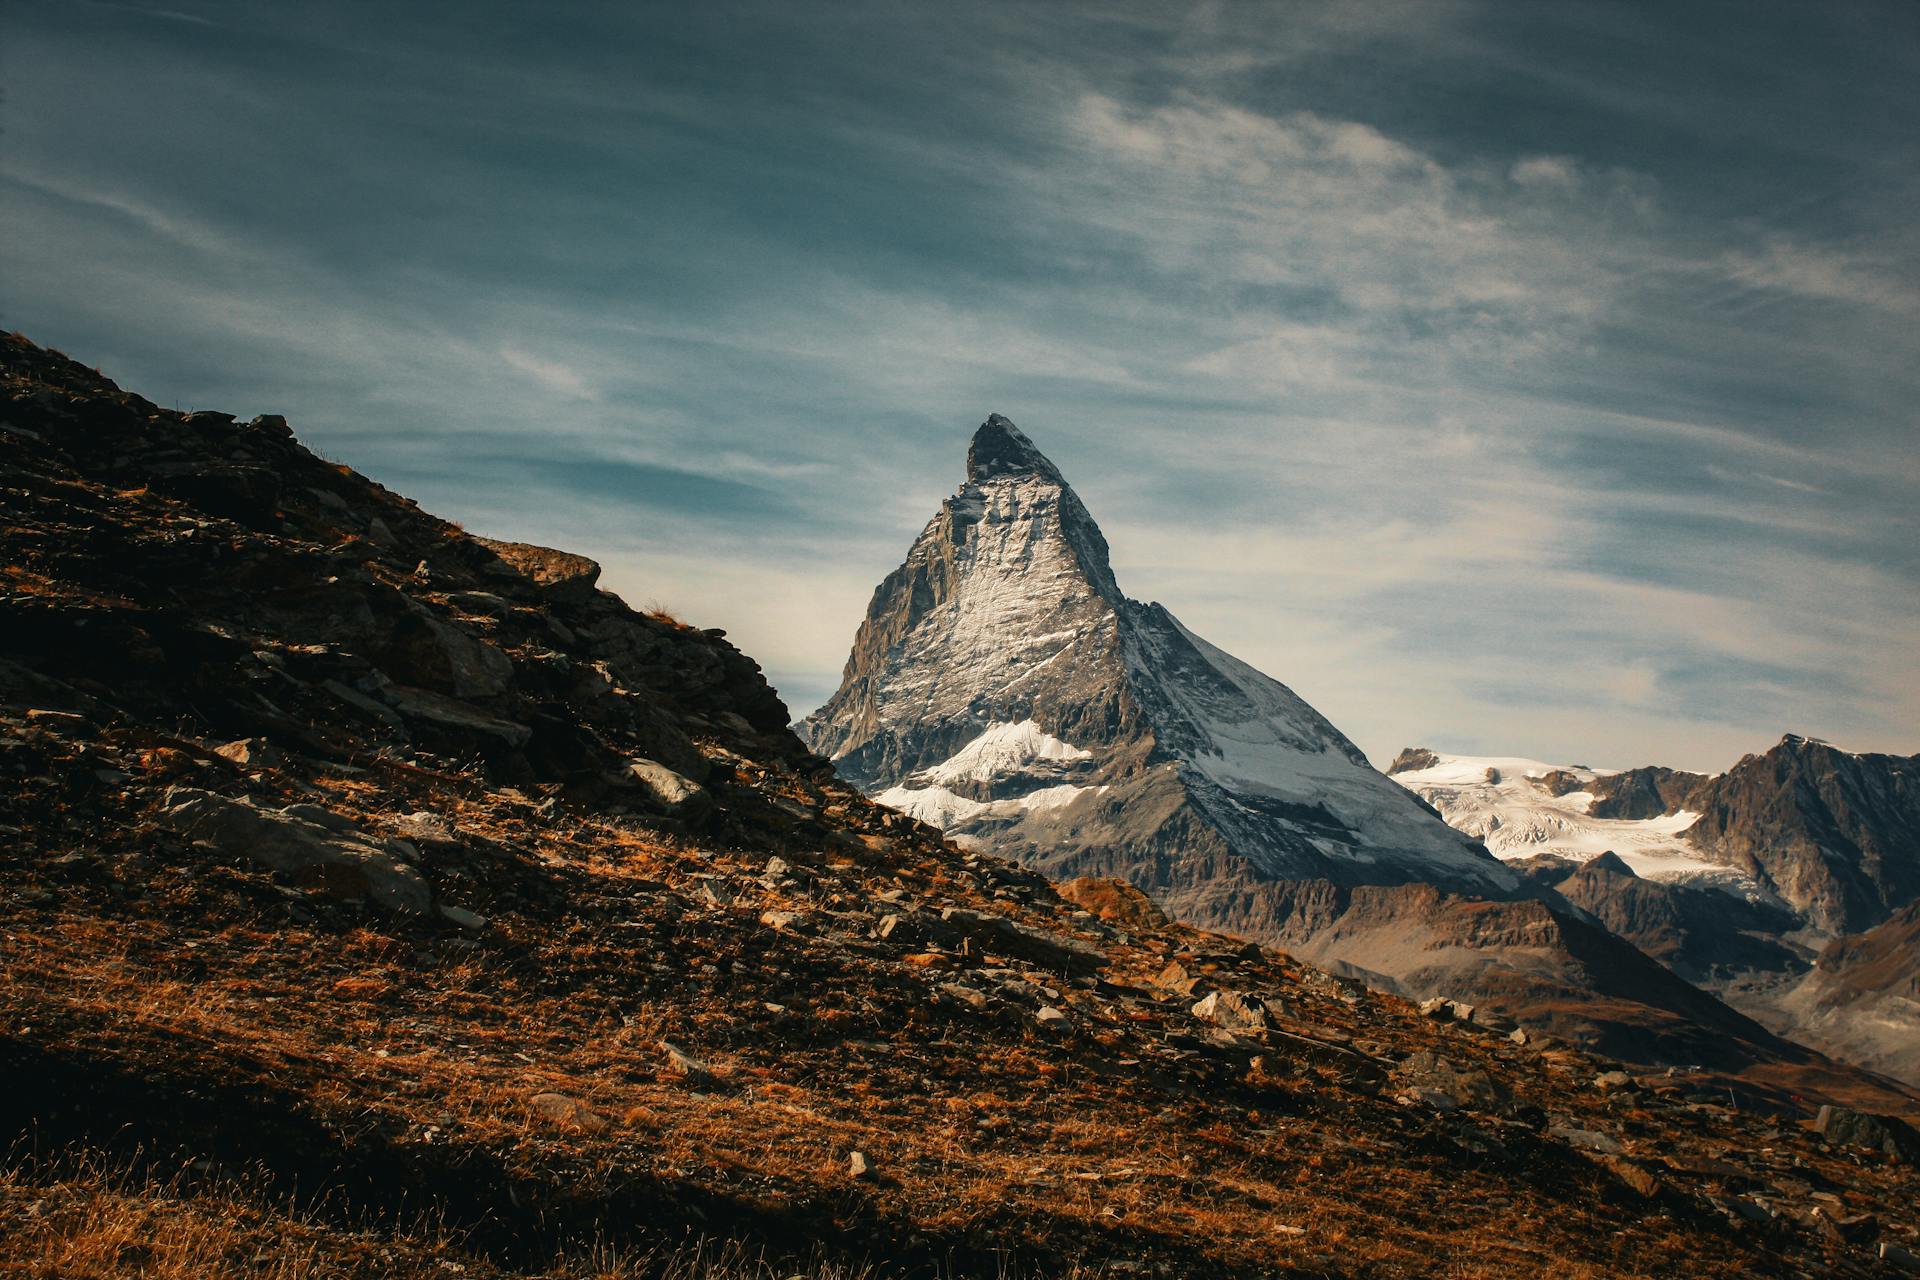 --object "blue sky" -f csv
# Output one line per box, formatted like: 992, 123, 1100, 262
4, 0, 1916, 771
